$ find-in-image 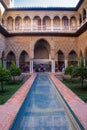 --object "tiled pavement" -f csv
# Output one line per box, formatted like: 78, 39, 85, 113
50, 74, 87, 130
0, 73, 87, 130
